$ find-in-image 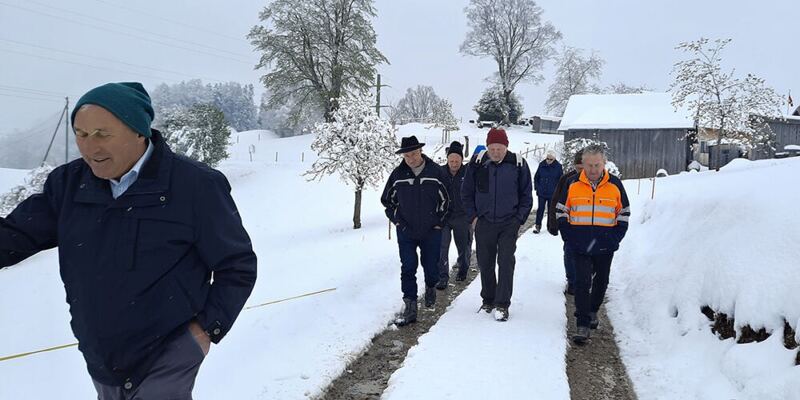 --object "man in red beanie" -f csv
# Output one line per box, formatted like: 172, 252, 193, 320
461, 128, 533, 321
